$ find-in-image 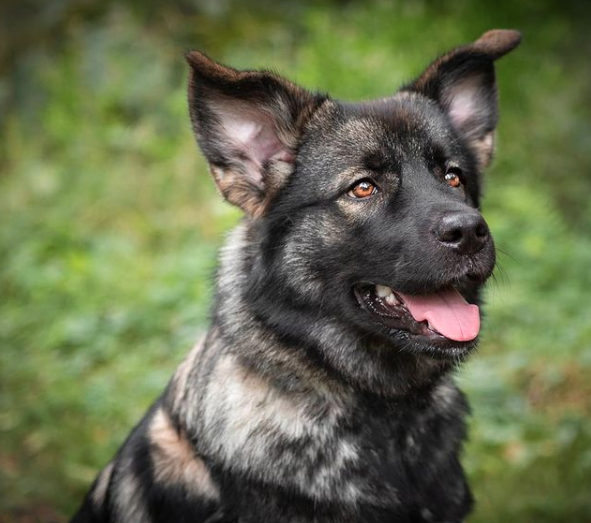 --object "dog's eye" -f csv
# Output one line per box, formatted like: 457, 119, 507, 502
444, 168, 463, 188
348, 179, 378, 199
